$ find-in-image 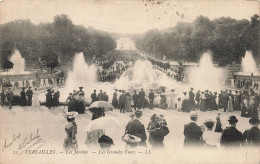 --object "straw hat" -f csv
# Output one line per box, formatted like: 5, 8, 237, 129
122, 134, 141, 144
